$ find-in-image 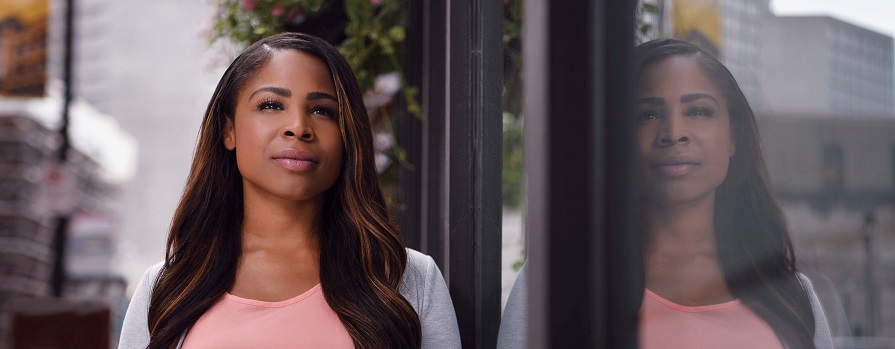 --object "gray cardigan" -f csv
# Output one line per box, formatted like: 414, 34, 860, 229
496, 263, 834, 349
119, 248, 461, 349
